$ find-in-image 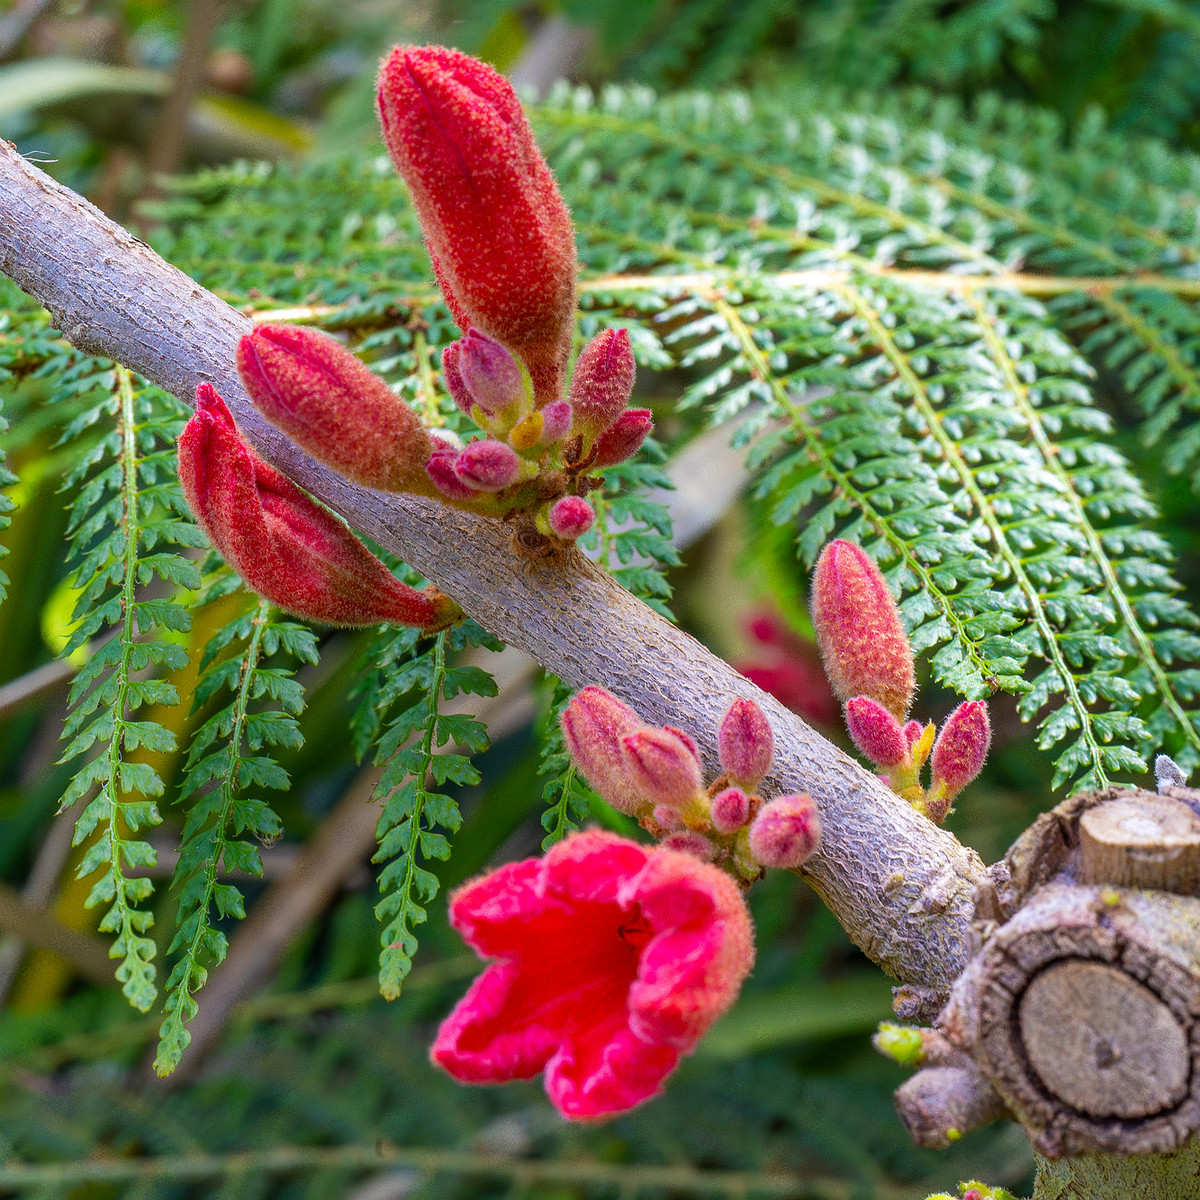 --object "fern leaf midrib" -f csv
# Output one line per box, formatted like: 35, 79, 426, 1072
709, 291, 996, 688
833, 280, 1109, 784
964, 286, 1199, 763
106, 365, 161, 1007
